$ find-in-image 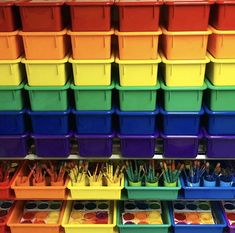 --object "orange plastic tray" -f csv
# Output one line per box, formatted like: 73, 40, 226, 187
161, 27, 211, 60
19, 29, 69, 60
0, 31, 23, 60
207, 26, 235, 59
